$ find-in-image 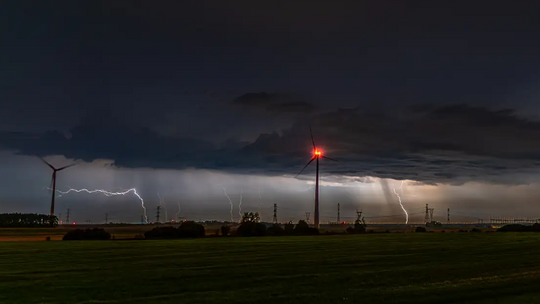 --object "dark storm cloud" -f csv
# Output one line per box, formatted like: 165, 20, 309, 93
231, 104, 540, 184
2, 104, 540, 185
232, 92, 316, 115
4, 1, 540, 185
232, 92, 280, 107
265, 102, 316, 114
